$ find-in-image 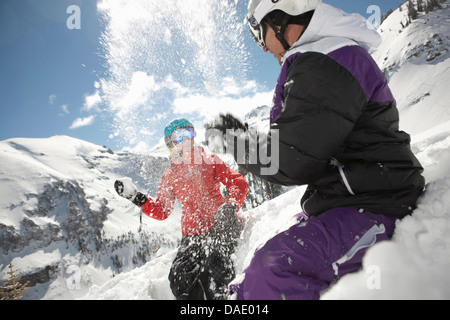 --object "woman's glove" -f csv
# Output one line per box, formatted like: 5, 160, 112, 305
214, 202, 239, 225
114, 178, 147, 206
212, 202, 242, 249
